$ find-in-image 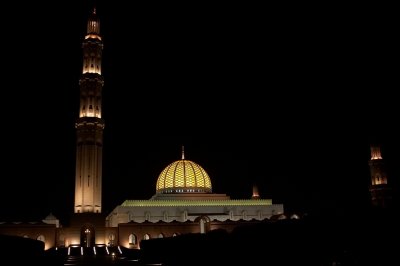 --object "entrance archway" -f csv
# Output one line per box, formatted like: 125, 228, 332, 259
81, 225, 95, 247
195, 216, 211, 234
